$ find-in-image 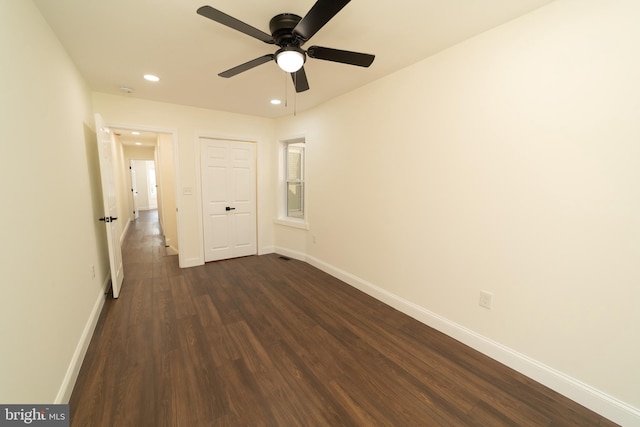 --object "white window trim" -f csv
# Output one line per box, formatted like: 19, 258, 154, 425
274, 217, 308, 229
275, 137, 309, 229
